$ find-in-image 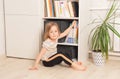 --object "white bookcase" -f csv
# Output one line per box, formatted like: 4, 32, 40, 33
43, 0, 91, 62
